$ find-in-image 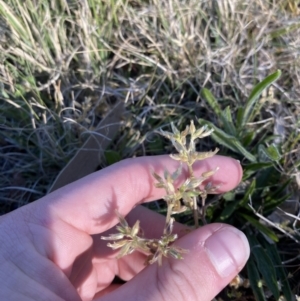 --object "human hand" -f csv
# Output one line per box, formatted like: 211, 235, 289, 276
0, 155, 249, 301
